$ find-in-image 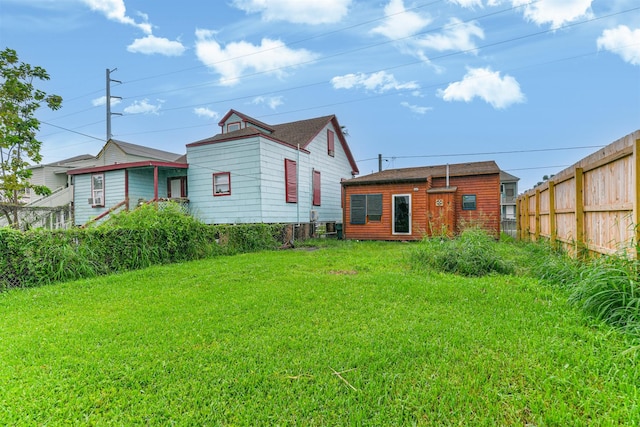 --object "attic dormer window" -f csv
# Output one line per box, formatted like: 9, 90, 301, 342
227, 122, 241, 133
